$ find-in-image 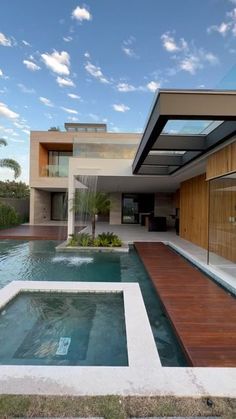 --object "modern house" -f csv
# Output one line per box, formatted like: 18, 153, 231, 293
30, 89, 236, 267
